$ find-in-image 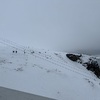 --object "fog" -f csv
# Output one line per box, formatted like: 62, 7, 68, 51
0, 0, 100, 54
